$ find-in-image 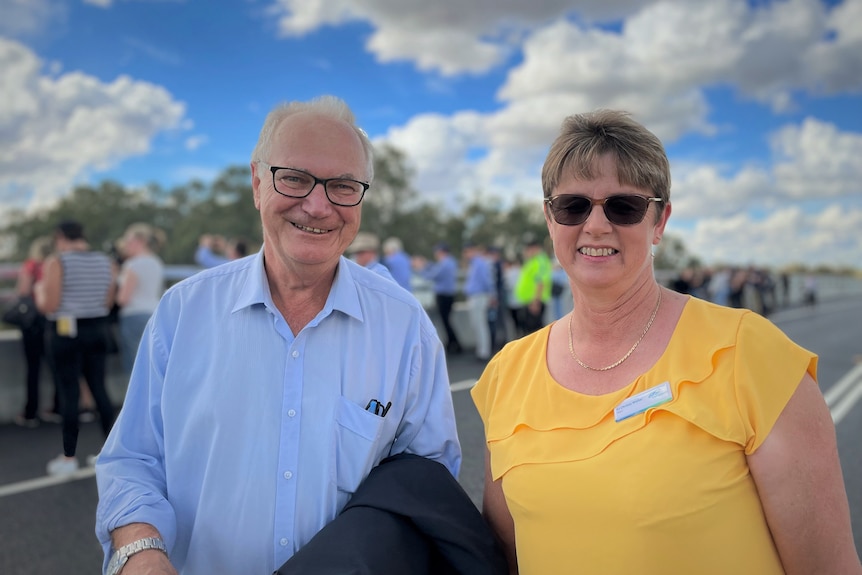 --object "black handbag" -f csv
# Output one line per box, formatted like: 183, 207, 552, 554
2, 295, 40, 329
